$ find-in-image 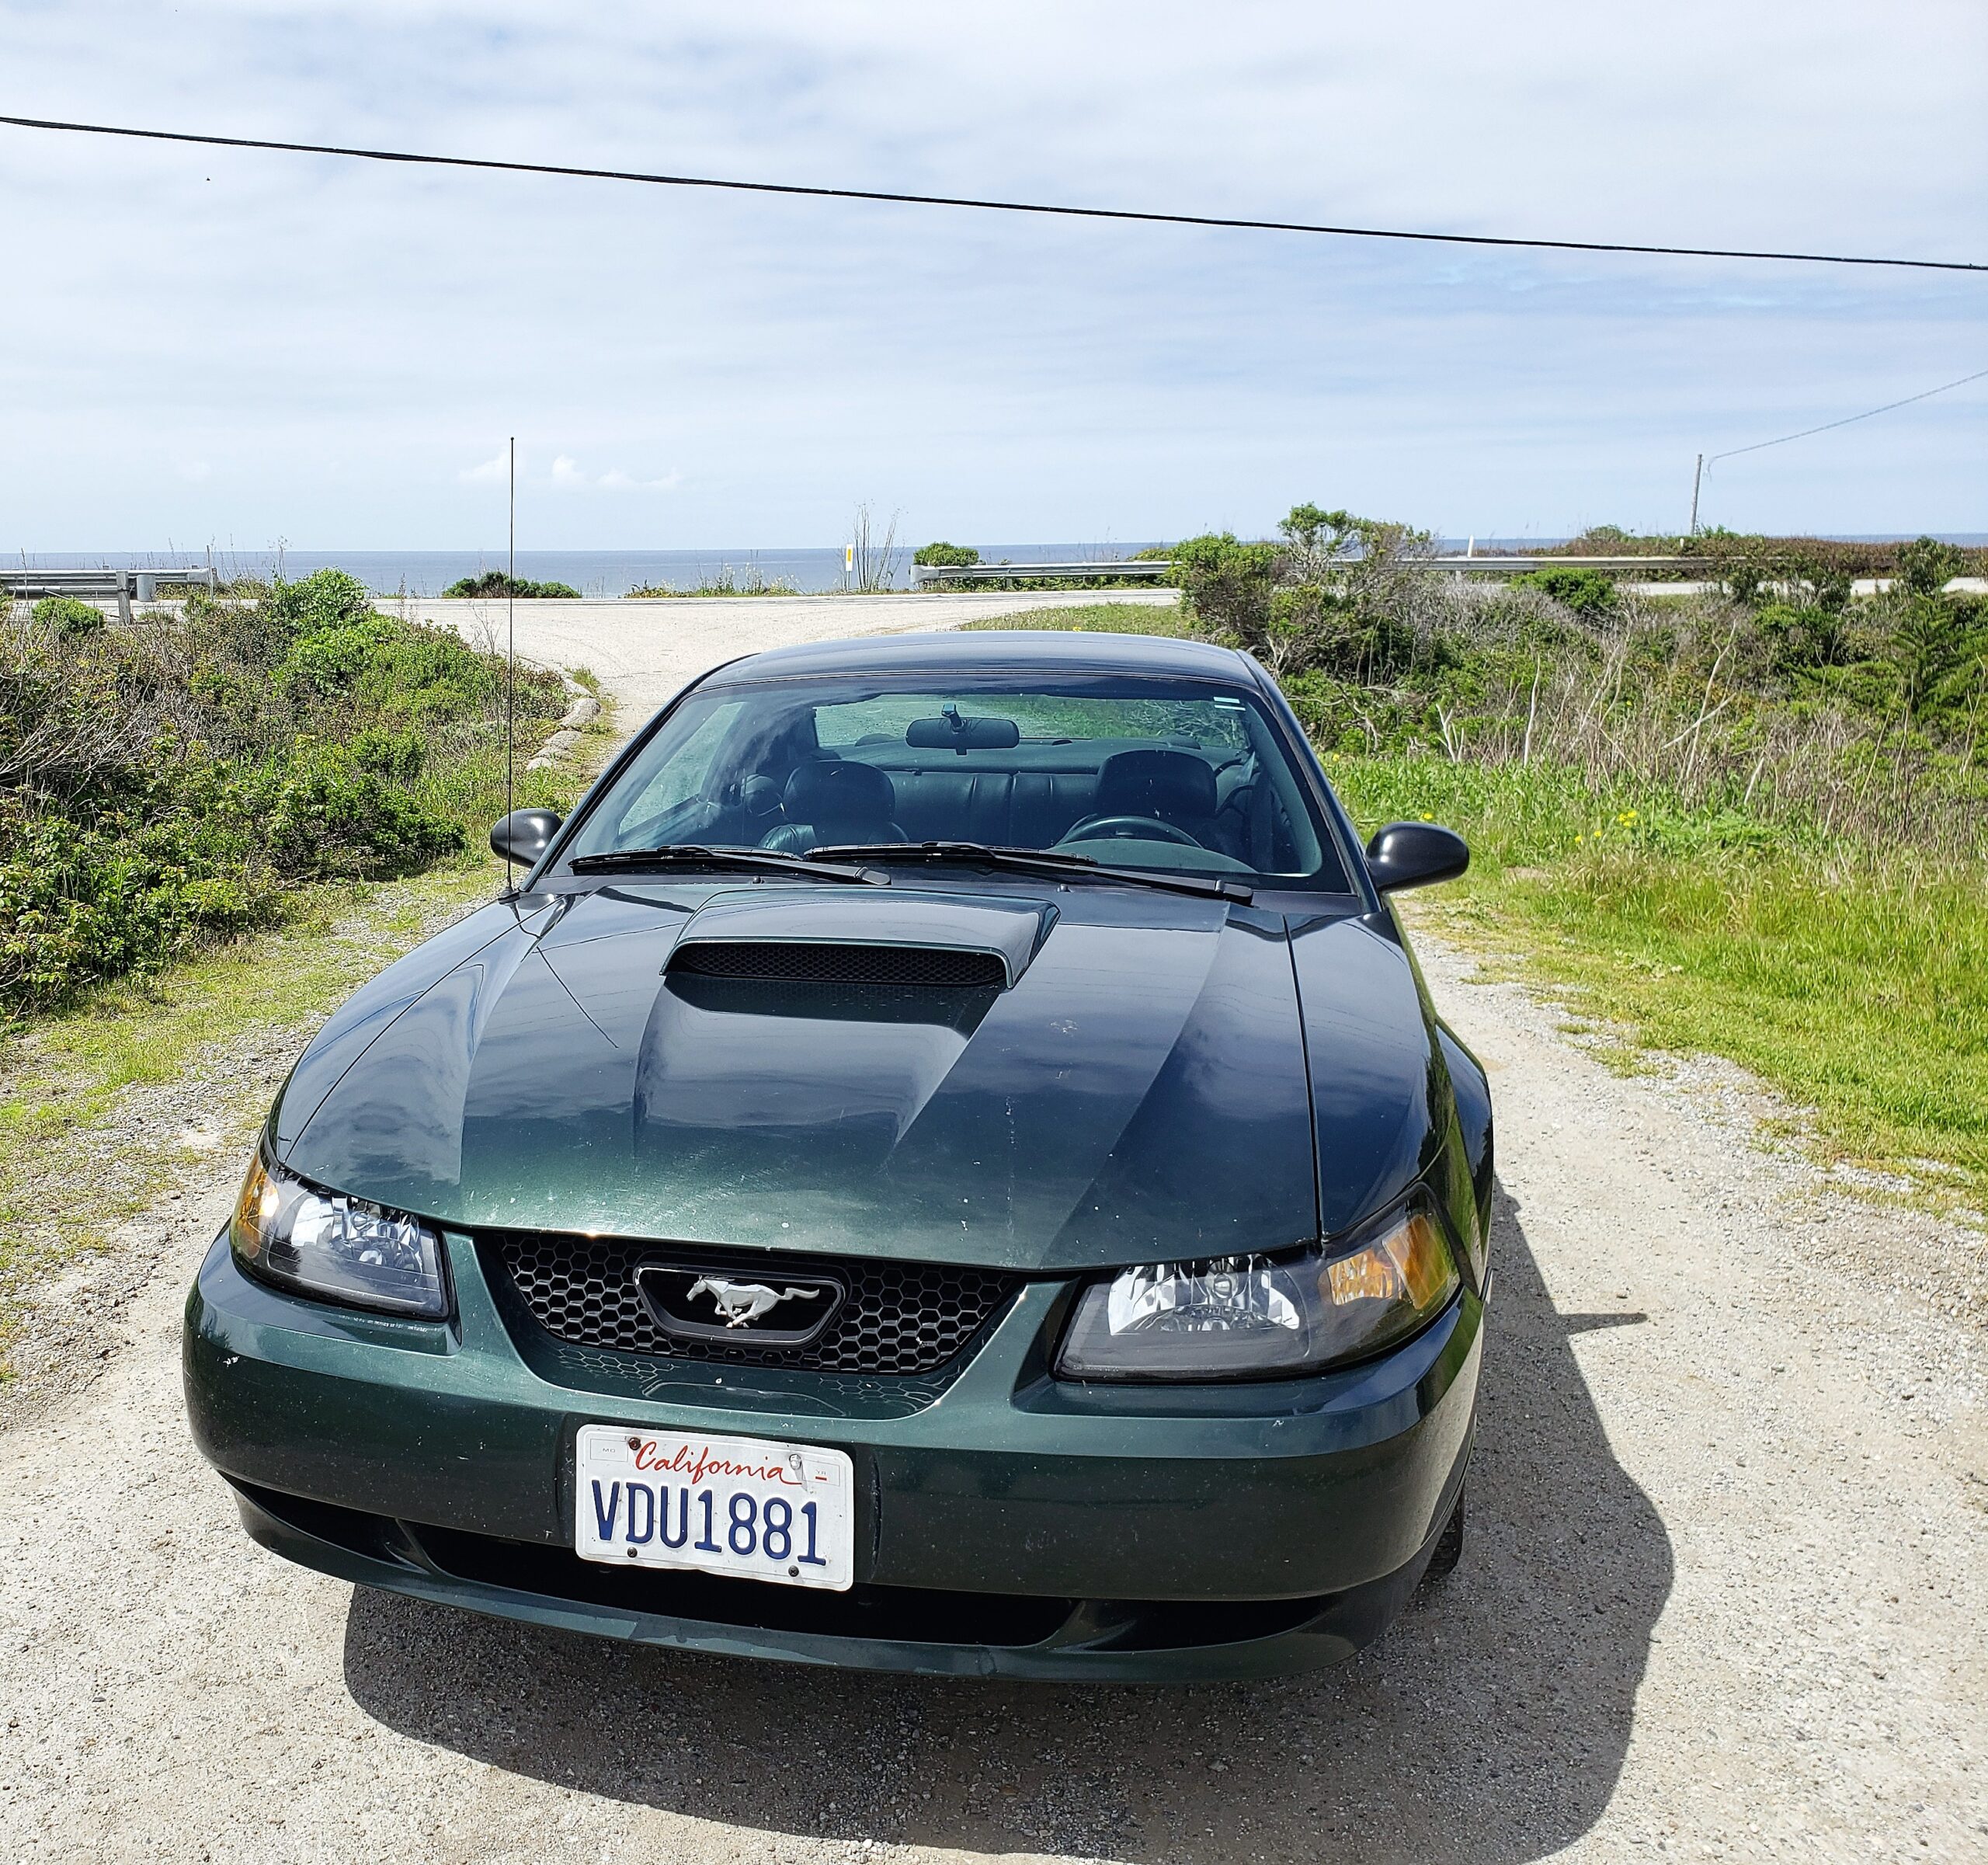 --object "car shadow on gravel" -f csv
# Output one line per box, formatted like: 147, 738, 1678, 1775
342, 1185, 1672, 1863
